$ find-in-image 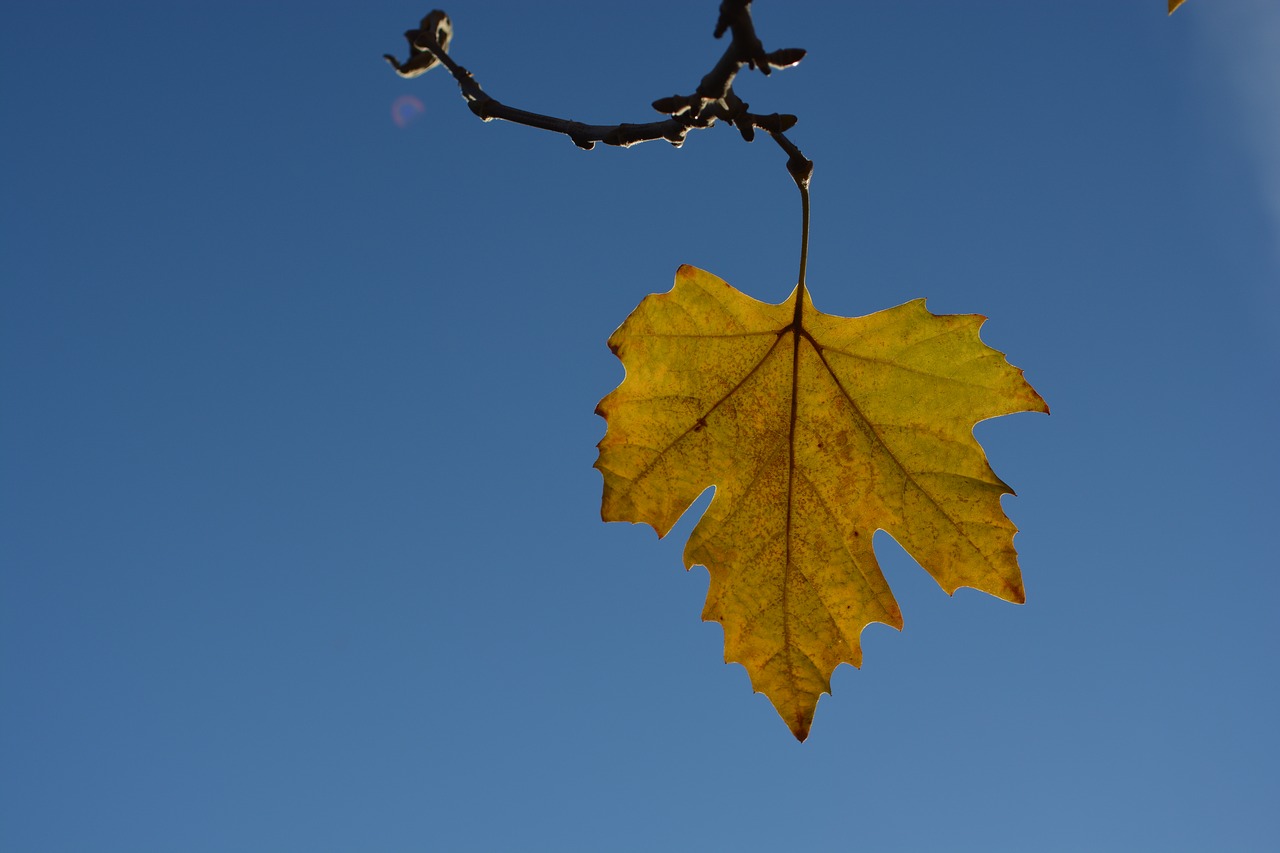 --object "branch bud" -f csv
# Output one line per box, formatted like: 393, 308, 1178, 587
765, 48, 806, 69
651, 95, 692, 116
